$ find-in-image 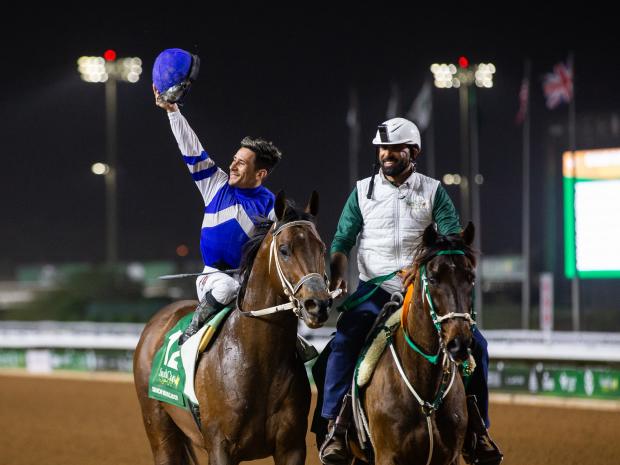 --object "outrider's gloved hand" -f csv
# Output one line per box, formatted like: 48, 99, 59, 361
329, 252, 348, 295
